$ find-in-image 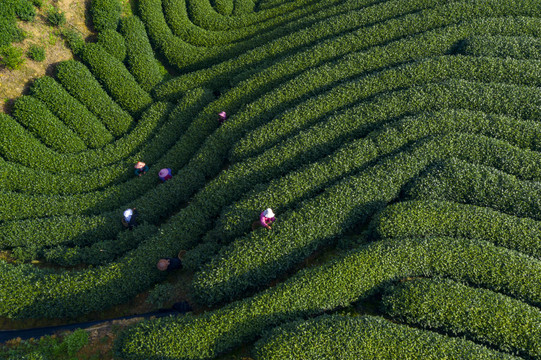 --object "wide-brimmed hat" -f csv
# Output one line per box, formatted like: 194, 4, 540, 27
123, 209, 133, 221
157, 259, 169, 271
218, 111, 227, 117
159, 168, 169, 177
134, 161, 146, 169
263, 208, 275, 218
